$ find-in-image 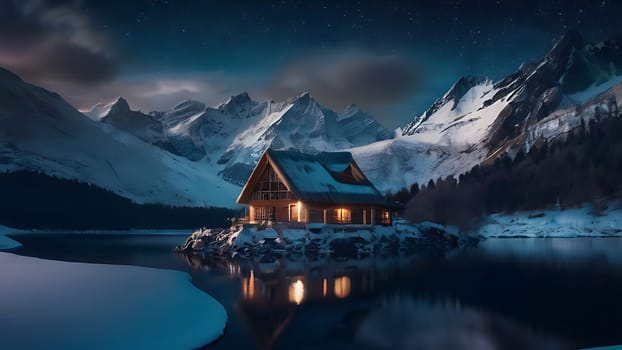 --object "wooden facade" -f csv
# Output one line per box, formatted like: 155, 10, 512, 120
237, 149, 397, 225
